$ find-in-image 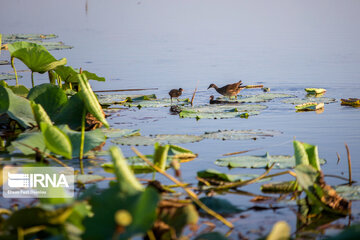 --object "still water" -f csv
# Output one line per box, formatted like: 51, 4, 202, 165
1, 0, 360, 238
